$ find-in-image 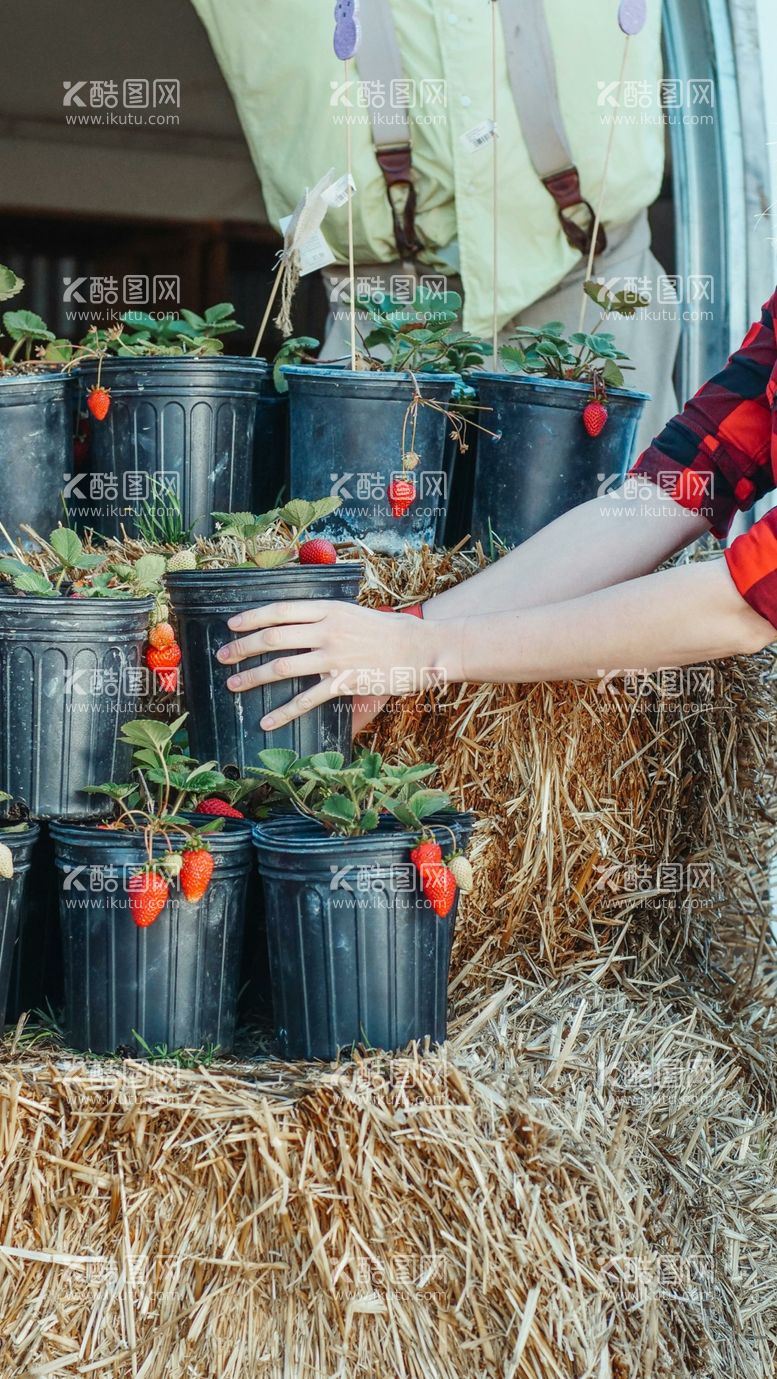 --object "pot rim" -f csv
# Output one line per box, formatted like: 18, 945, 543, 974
50, 816, 254, 850
253, 809, 475, 854
465, 369, 651, 401
0, 821, 41, 845
75, 354, 271, 374
281, 363, 459, 385
0, 369, 70, 386
165, 559, 363, 585
0, 593, 154, 614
